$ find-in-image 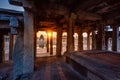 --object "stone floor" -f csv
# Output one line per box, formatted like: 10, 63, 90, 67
0, 56, 83, 80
